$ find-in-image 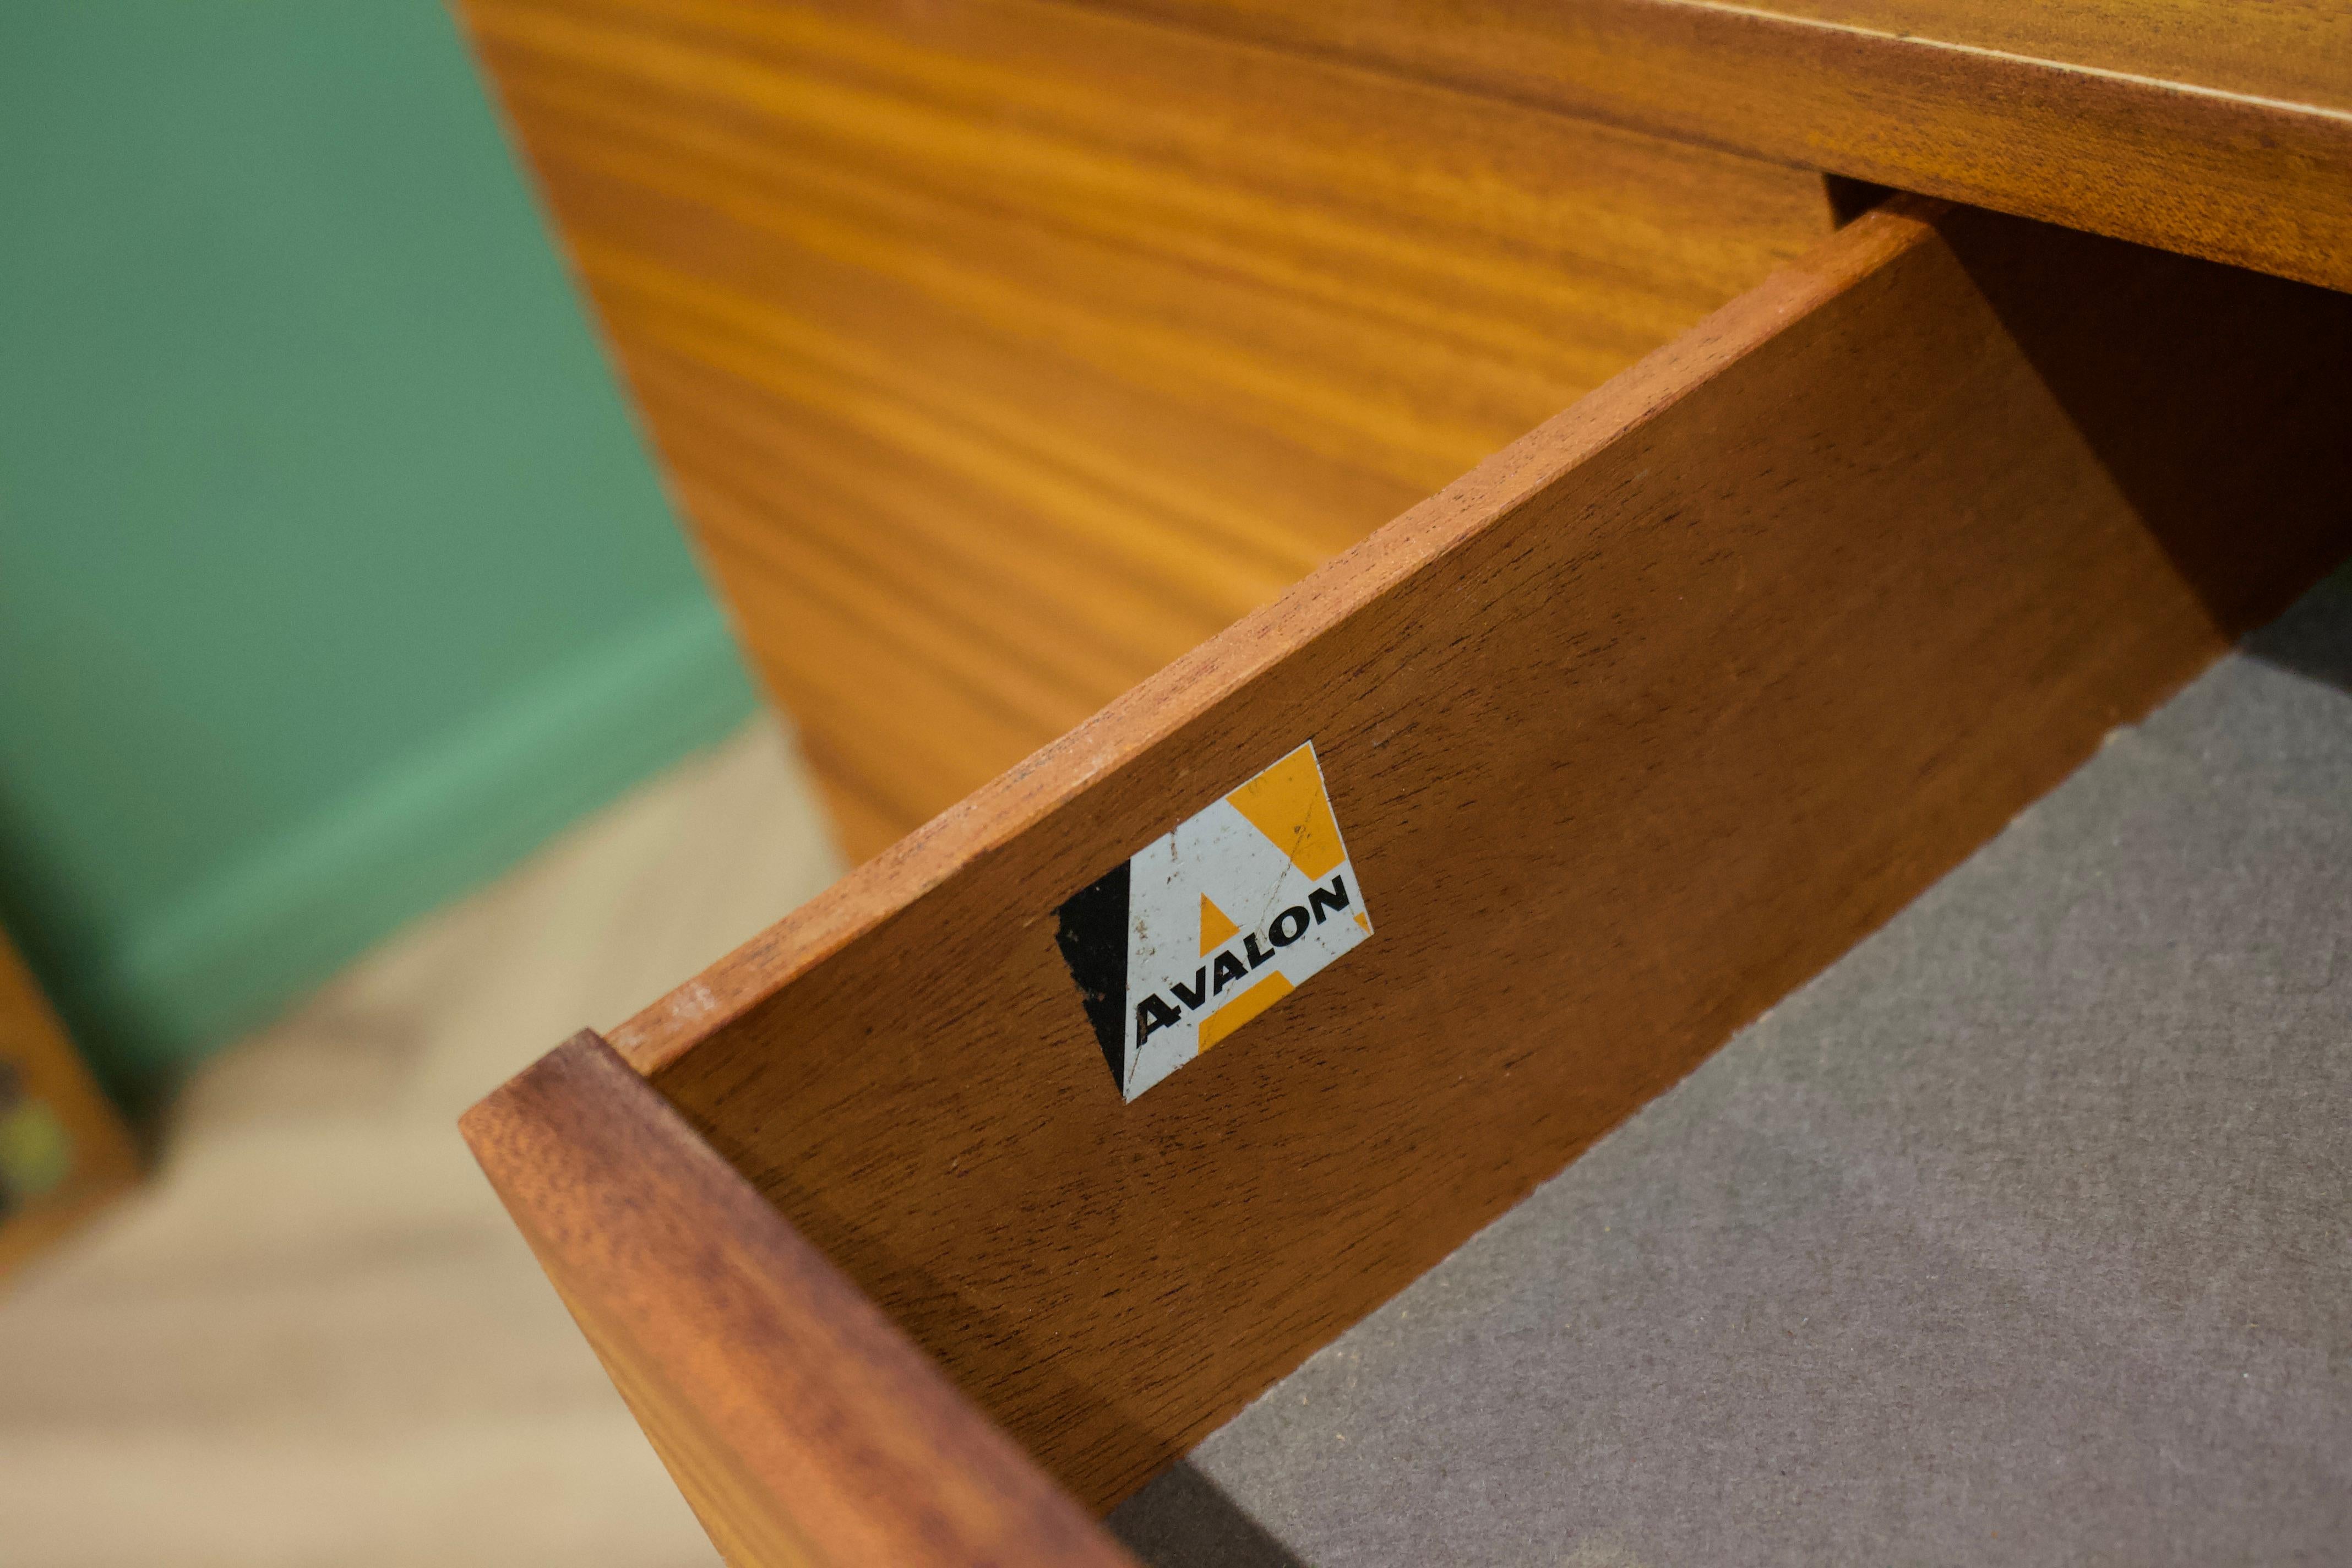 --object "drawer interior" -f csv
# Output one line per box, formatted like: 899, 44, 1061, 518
466, 196, 2352, 1560
1107, 567, 2352, 1560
